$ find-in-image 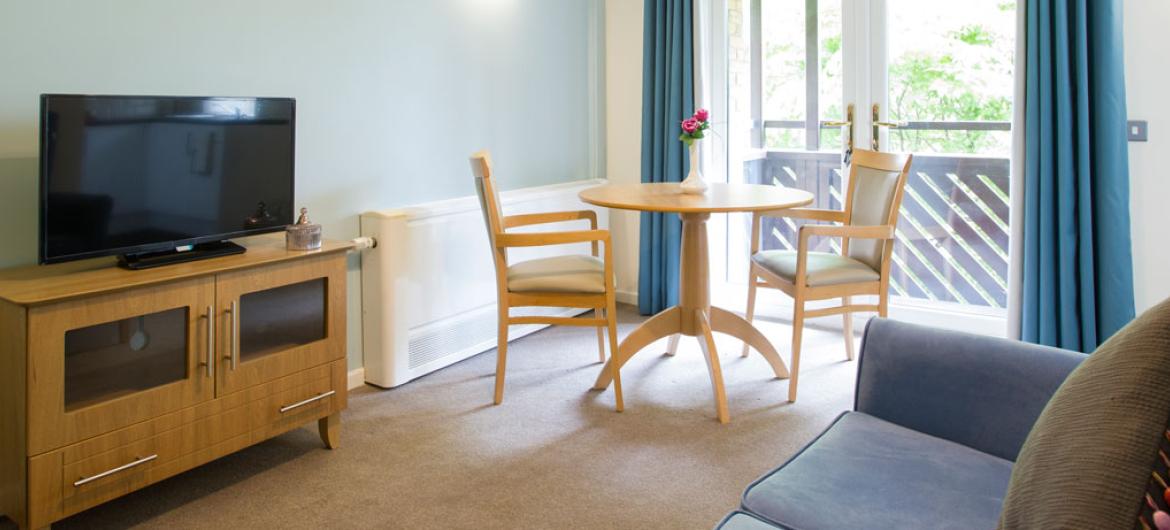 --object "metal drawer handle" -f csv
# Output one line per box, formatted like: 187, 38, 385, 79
279, 390, 336, 414
73, 454, 158, 487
